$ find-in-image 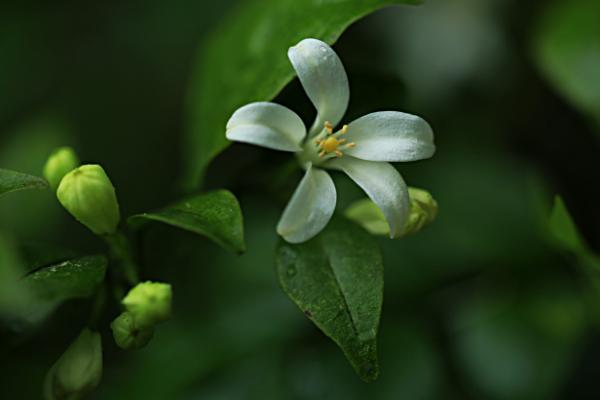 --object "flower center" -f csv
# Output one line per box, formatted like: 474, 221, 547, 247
314, 121, 356, 158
